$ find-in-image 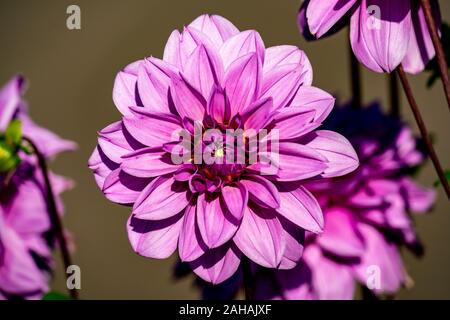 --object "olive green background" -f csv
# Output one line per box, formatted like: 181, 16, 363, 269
0, 0, 449, 299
